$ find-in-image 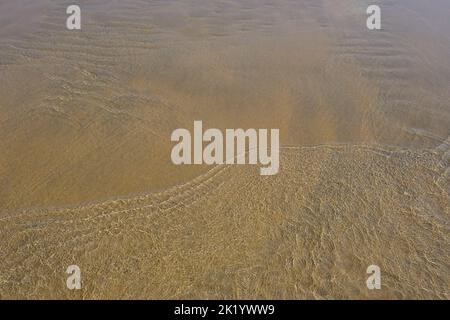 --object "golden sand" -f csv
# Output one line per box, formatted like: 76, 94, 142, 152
0, 0, 449, 299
